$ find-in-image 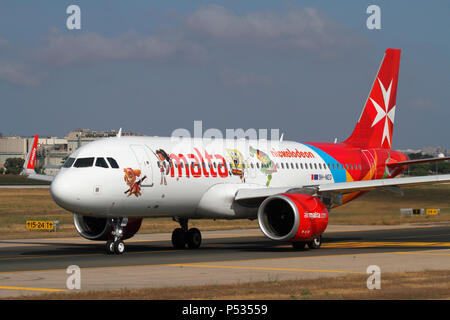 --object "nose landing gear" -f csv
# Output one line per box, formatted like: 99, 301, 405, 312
171, 217, 202, 249
106, 217, 128, 255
